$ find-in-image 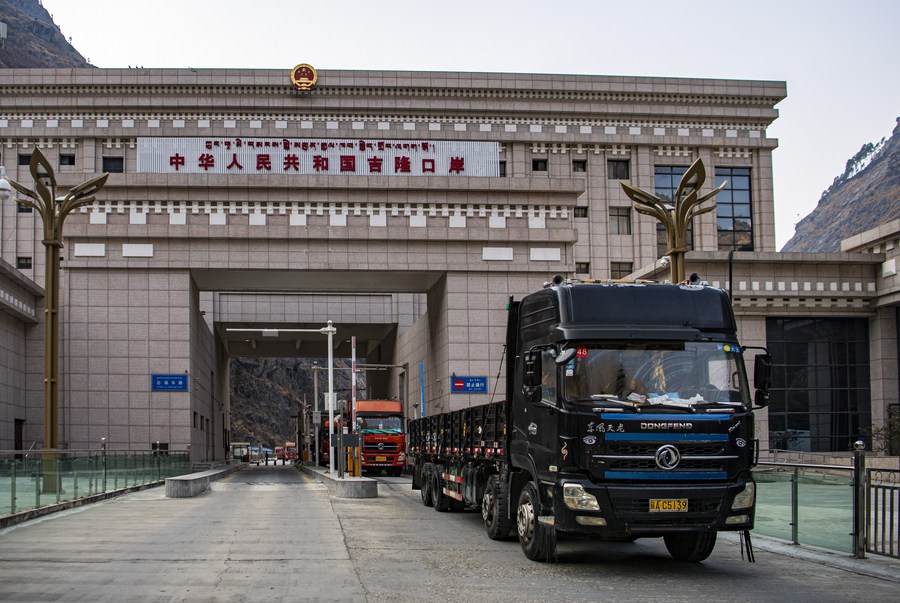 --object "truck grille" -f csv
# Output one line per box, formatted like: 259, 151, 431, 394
364, 442, 400, 452
595, 441, 734, 477
609, 442, 725, 456
608, 458, 726, 471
